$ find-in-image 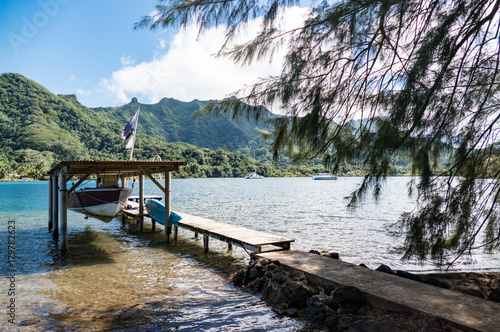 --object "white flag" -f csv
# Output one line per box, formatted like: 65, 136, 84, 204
121, 107, 140, 140
125, 131, 136, 149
